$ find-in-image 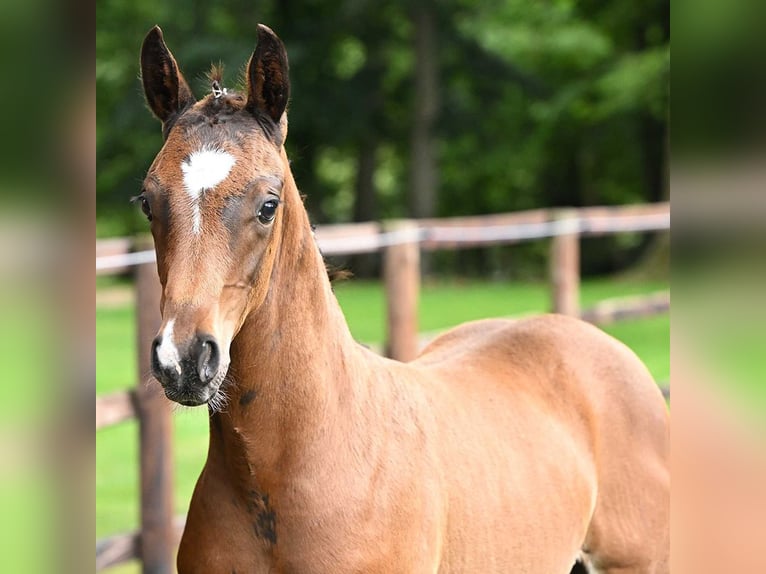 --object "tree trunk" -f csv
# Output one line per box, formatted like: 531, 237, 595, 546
409, 3, 438, 219
350, 140, 379, 277
292, 145, 327, 223
627, 7, 669, 280
353, 140, 378, 223
640, 113, 668, 203
628, 113, 669, 279
409, 2, 439, 274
